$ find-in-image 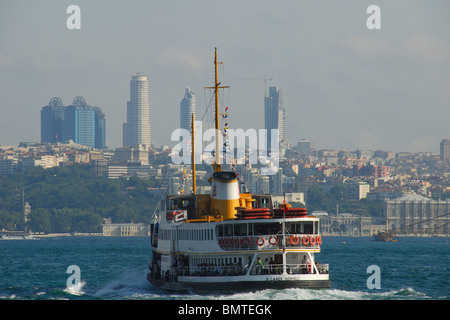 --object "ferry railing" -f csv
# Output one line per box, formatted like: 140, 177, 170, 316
217, 234, 322, 251
171, 263, 329, 277
176, 264, 245, 277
